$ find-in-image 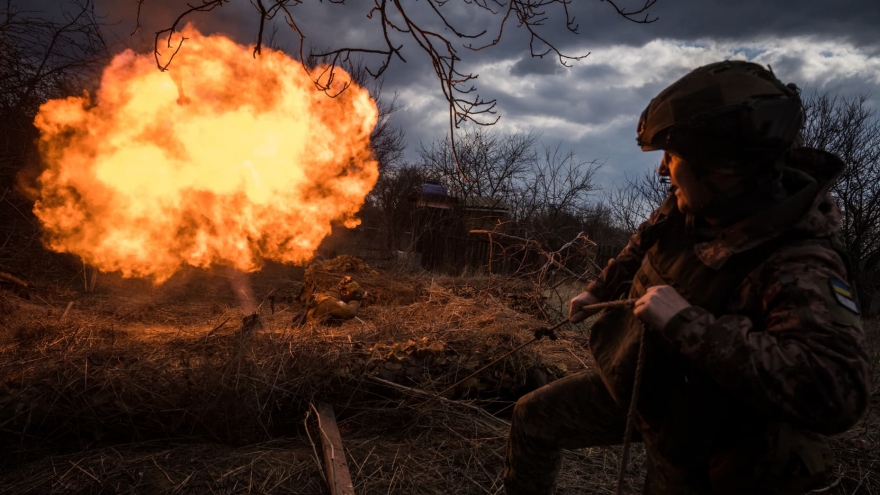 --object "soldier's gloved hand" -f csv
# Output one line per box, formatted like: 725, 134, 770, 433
569, 291, 601, 324
634, 285, 691, 331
